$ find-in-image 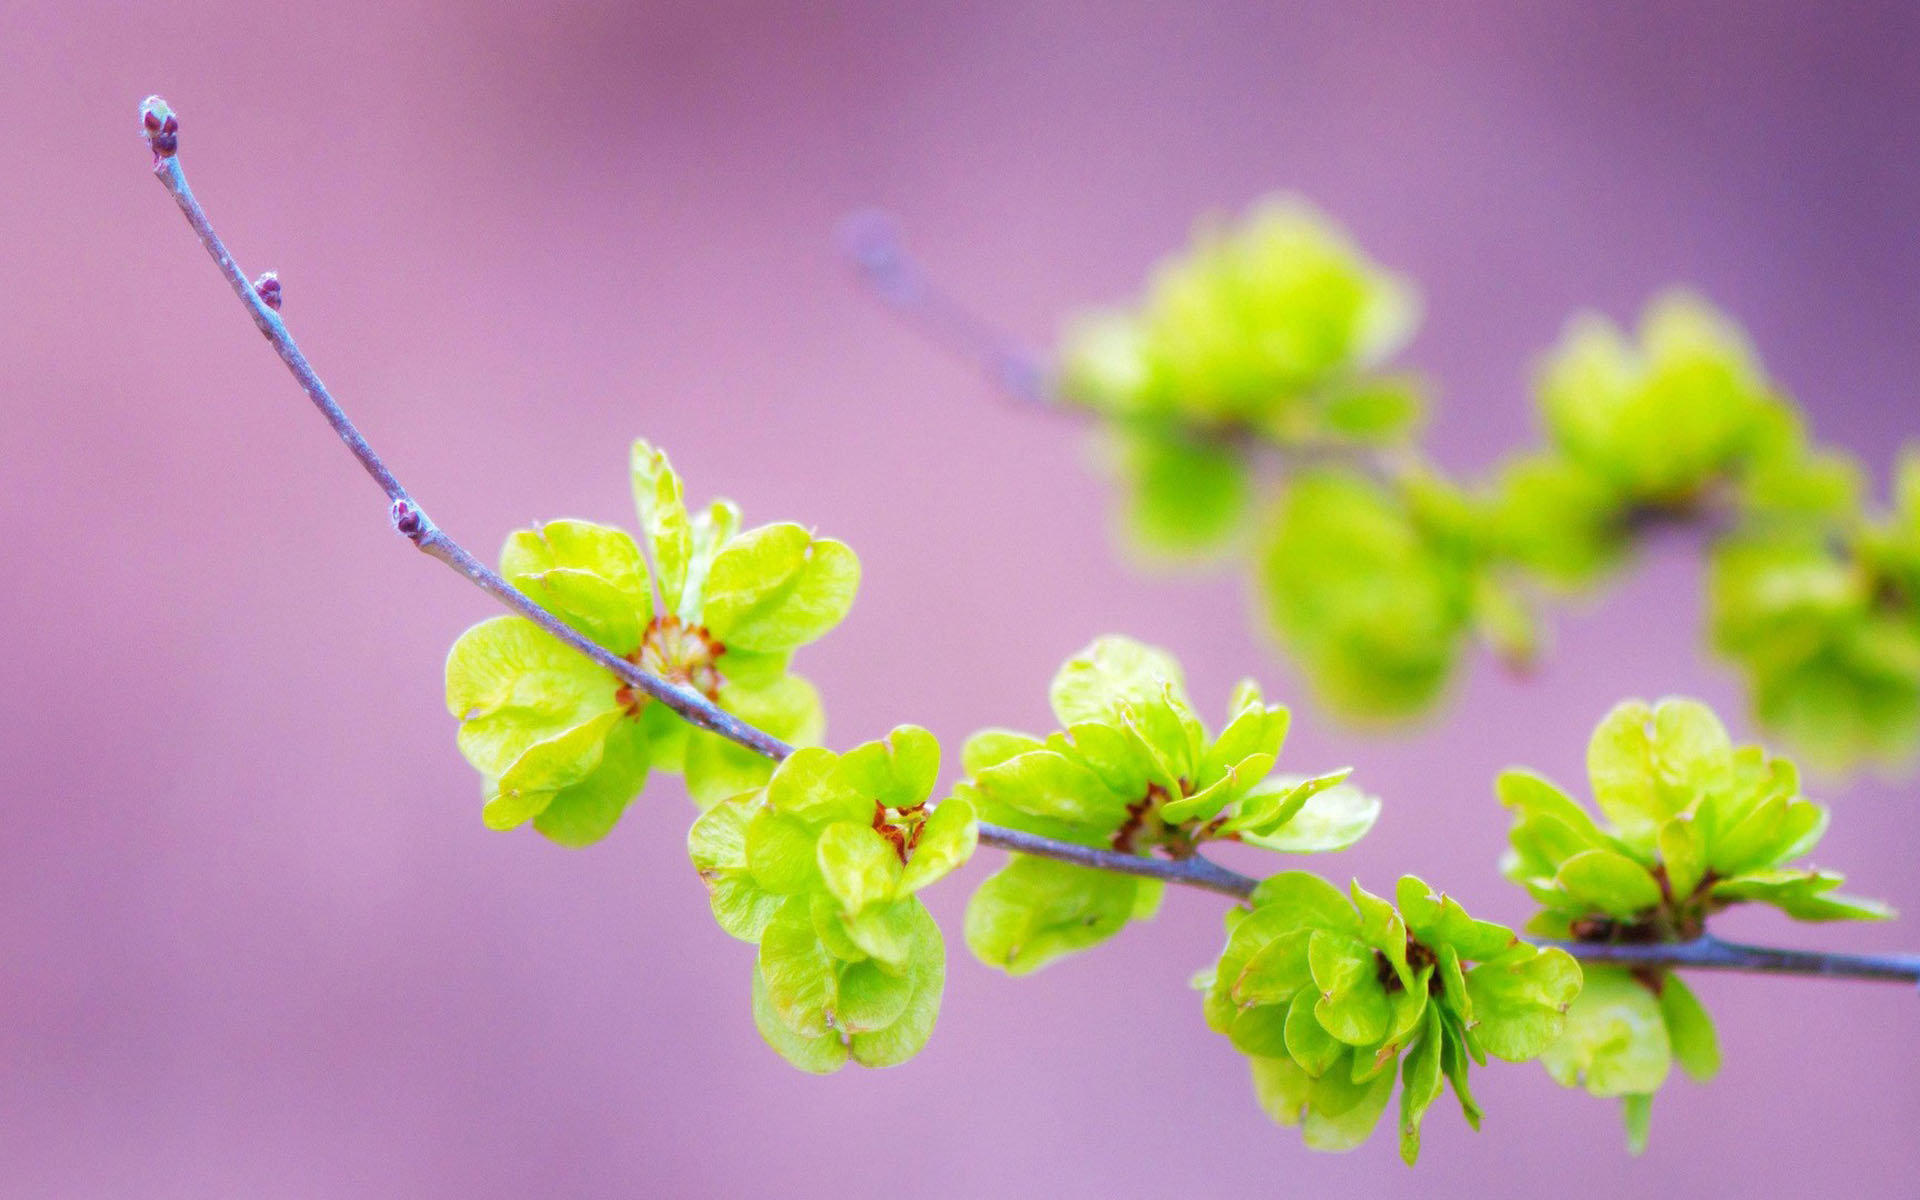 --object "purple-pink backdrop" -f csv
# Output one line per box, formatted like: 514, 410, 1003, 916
5, 2, 1918, 1195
